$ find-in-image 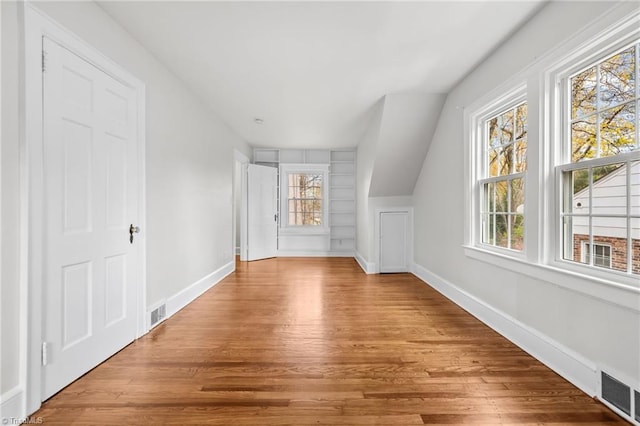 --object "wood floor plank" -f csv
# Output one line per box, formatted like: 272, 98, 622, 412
32, 257, 626, 424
